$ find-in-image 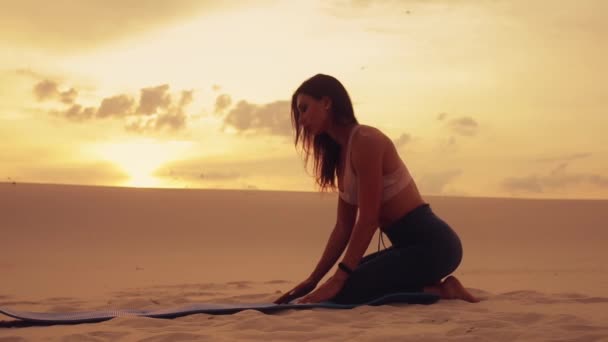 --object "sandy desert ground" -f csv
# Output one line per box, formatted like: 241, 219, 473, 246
1, 182, 607, 341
